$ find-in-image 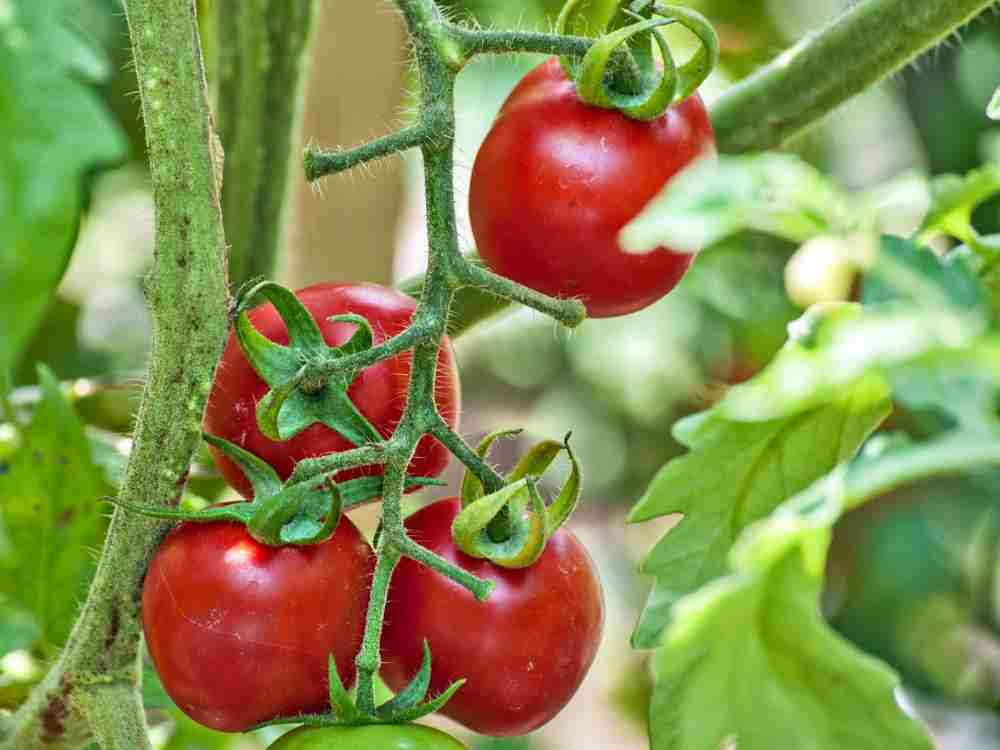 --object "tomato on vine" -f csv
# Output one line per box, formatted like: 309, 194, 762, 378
469, 57, 716, 318
204, 282, 461, 499
142, 513, 374, 731
380, 497, 605, 737
267, 724, 468, 749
